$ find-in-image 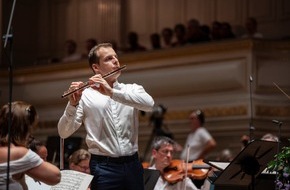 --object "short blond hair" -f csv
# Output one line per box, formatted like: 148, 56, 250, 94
68, 149, 91, 165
